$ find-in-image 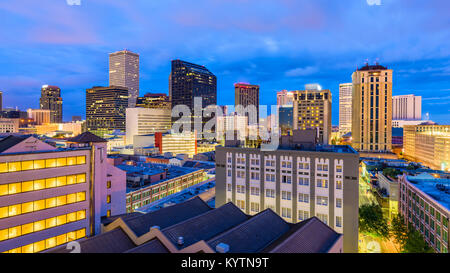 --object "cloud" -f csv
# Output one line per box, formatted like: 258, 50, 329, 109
367, 0, 381, 6
285, 66, 319, 77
